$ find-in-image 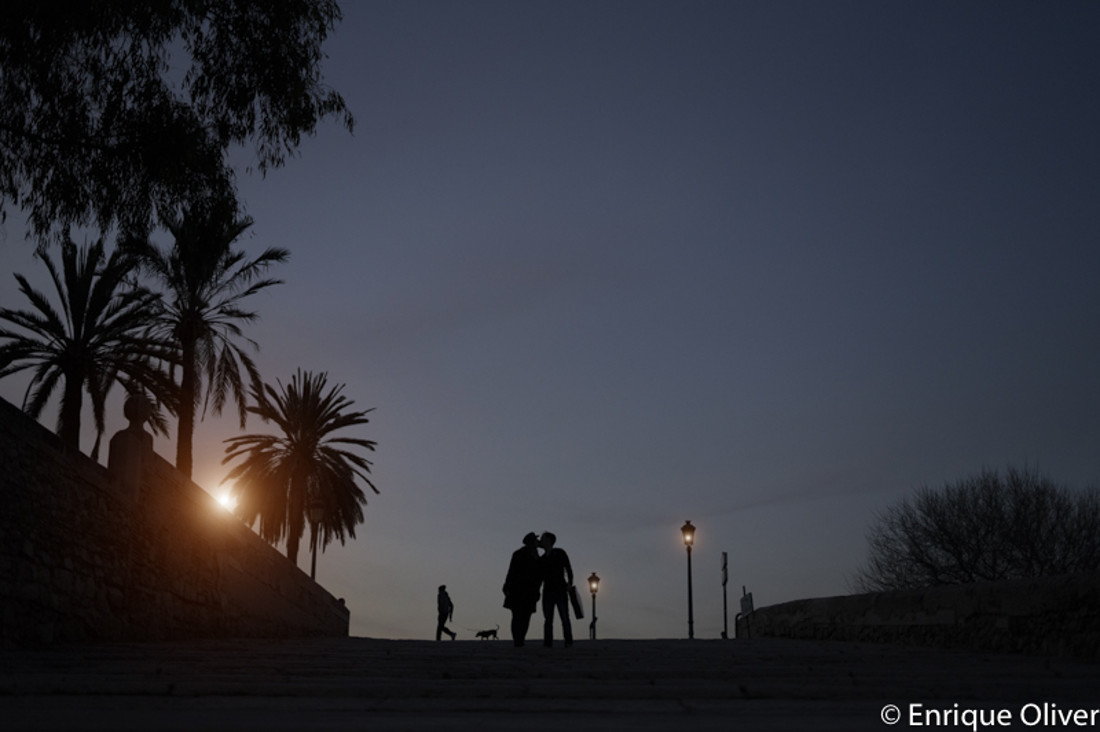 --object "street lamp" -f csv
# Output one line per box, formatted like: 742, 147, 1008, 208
681, 520, 695, 639
309, 499, 325, 581
588, 572, 600, 640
